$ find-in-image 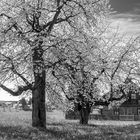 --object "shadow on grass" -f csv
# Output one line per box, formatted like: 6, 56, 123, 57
0, 125, 34, 140
45, 122, 140, 140
0, 123, 101, 140
44, 122, 117, 140
0, 122, 140, 140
